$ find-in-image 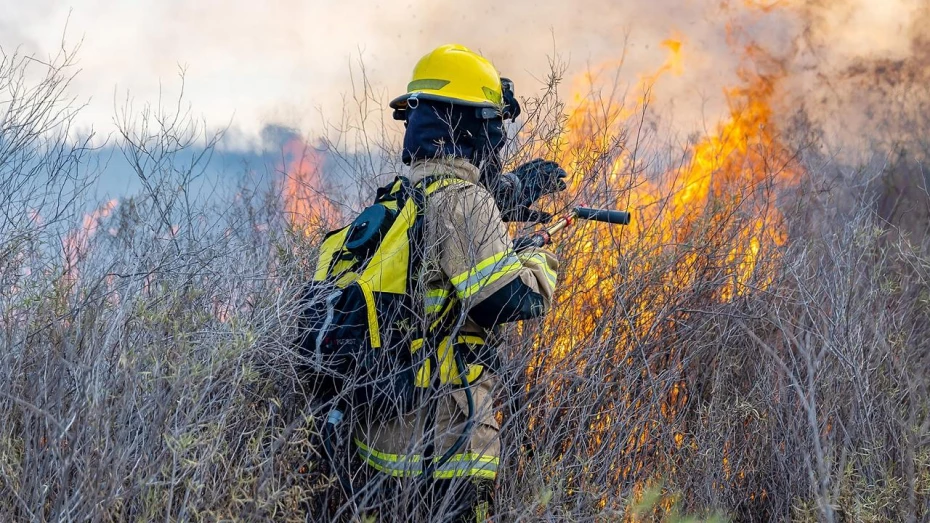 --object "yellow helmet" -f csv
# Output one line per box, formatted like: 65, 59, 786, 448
390, 44, 503, 110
